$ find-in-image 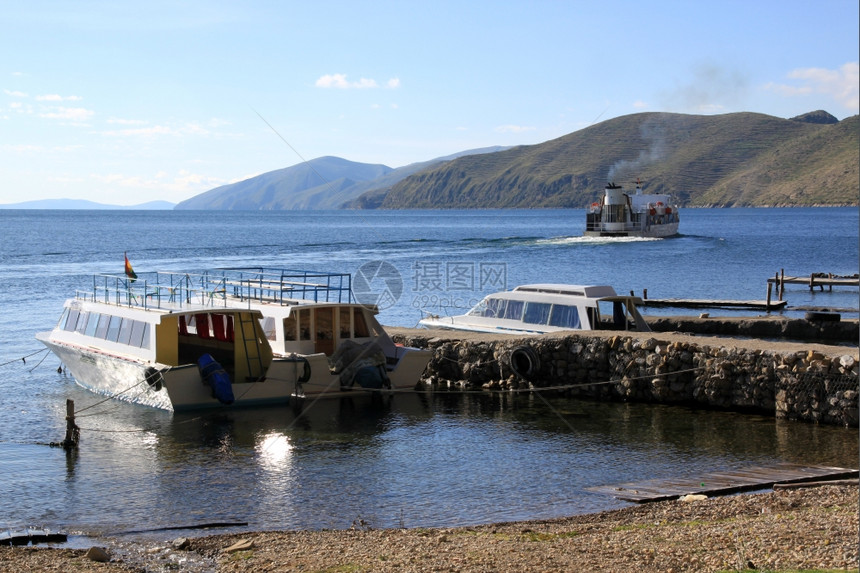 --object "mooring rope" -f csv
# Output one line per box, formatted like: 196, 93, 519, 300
0, 348, 48, 368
